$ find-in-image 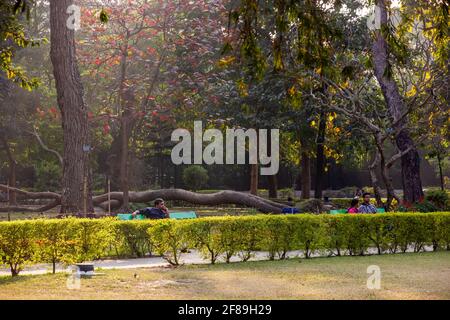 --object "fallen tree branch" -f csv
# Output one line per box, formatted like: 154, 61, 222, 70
0, 199, 61, 213
0, 185, 286, 213
0, 185, 61, 200
93, 189, 285, 213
